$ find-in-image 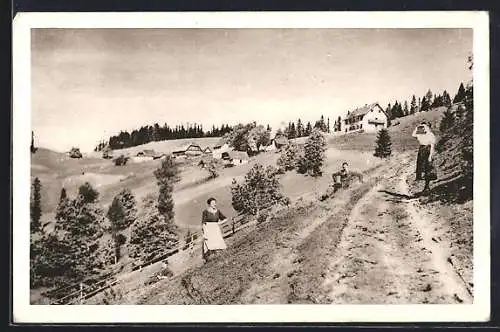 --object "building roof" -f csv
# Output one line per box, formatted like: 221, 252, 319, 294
345, 102, 385, 119
173, 143, 202, 153
228, 150, 249, 160
203, 146, 212, 152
